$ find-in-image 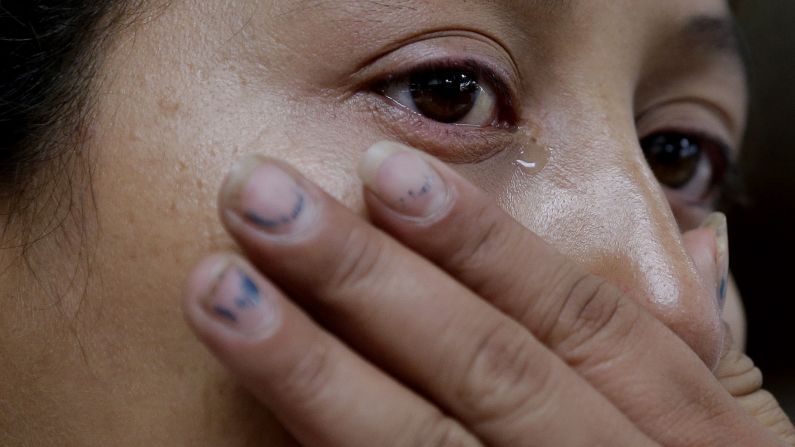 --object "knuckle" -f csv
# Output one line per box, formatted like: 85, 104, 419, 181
449, 204, 509, 277
456, 322, 552, 424
327, 225, 388, 294
738, 390, 795, 431
530, 260, 585, 341
659, 306, 723, 369
409, 412, 478, 447
716, 350, 764, 397
550, 272, 642, 365
279, 337, 335, 409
